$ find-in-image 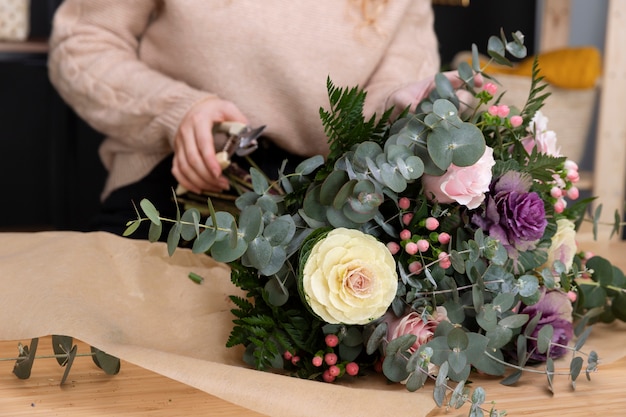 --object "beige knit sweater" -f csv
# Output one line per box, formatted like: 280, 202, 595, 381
48, 0, 439, 200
